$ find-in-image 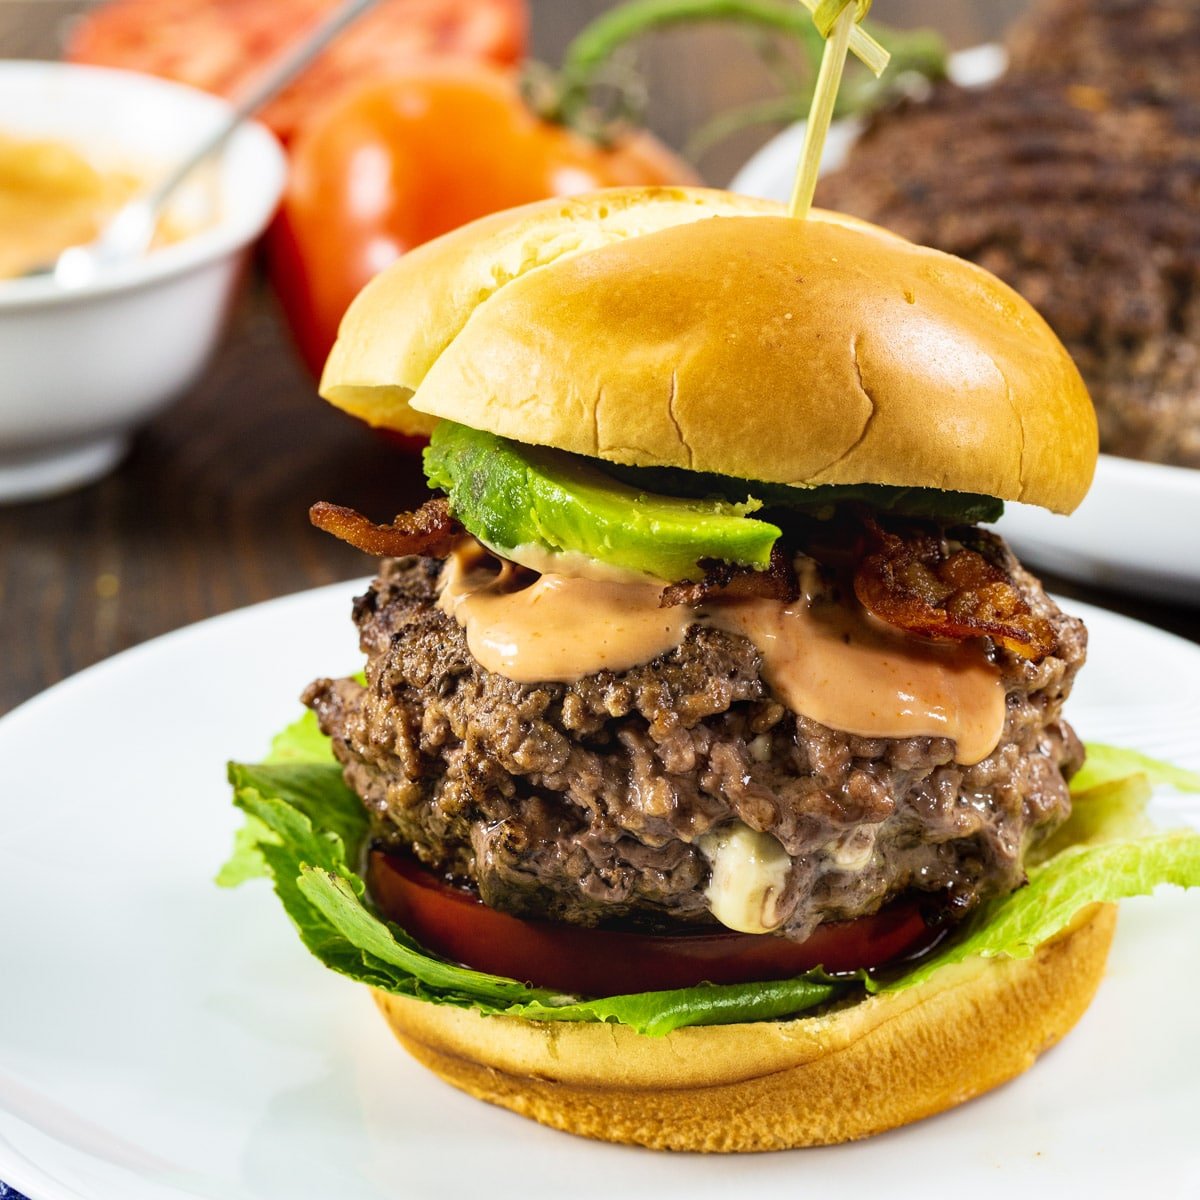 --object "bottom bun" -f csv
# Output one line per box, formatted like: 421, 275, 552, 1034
373, 904, 1116, 1152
